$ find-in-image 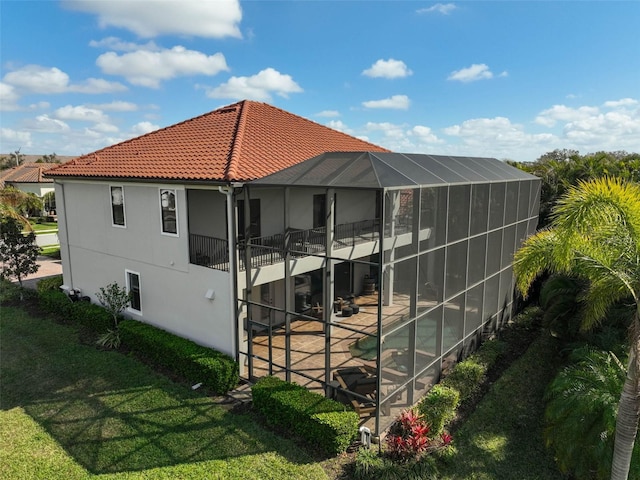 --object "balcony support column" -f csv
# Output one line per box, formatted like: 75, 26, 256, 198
323, 188, 335, 387
284, 187, 292, 381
